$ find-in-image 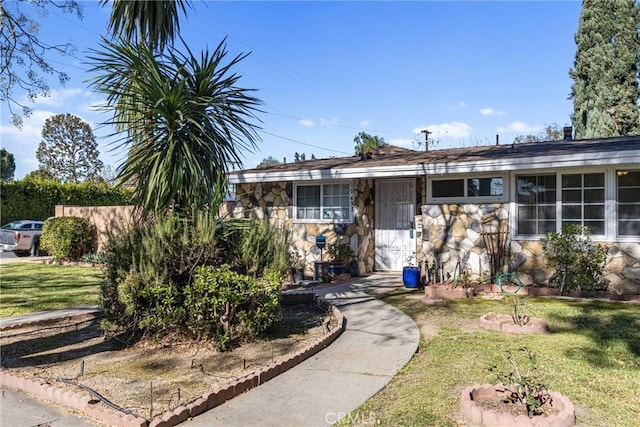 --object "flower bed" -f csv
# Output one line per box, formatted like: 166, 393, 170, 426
460, 383, 575, 427
425, 283, 474, 299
